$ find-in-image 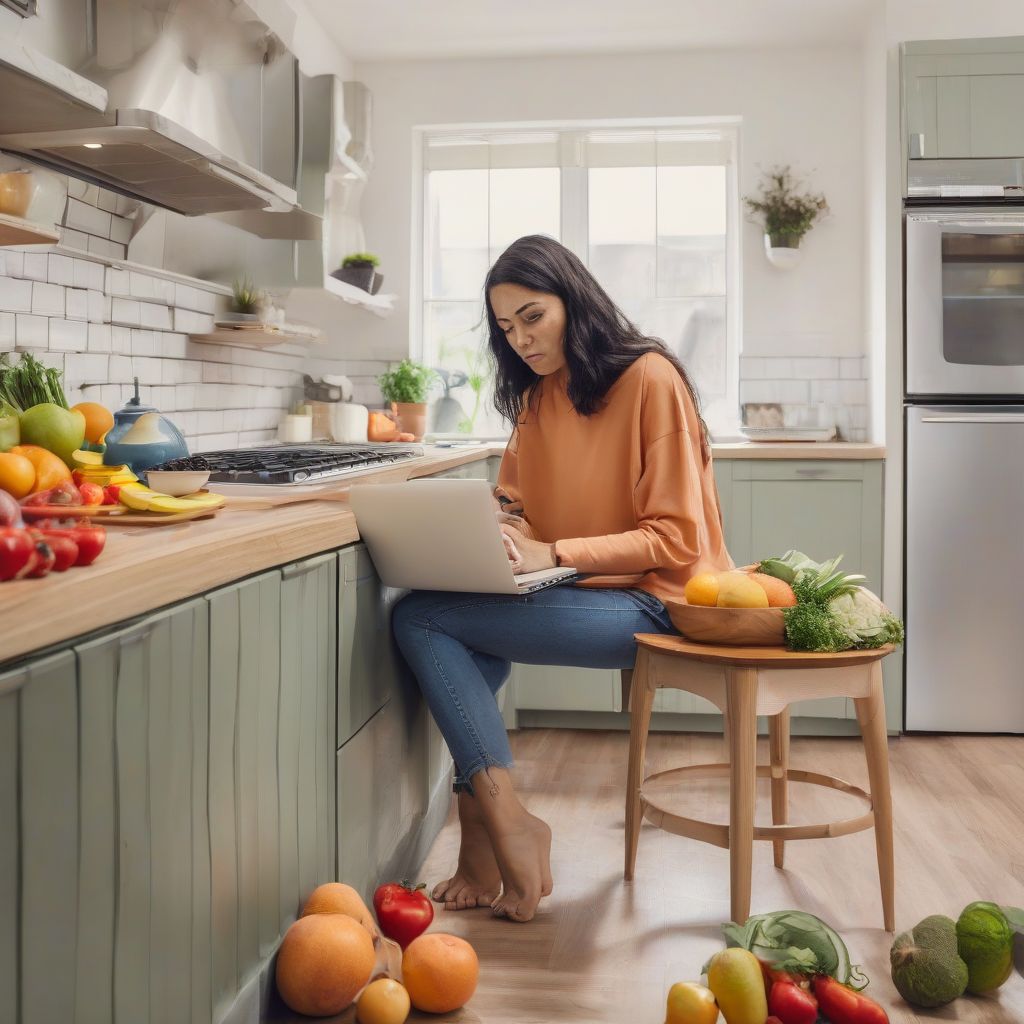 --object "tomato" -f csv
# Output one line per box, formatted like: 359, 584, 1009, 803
40, 526, 105, 566
372, 881, 434, 949
78, 481, 104, 506
44, 533, 79, 572
768, 979, 818, 1024
812, 975, 889, 1024
0, 528, 35, 580
665, 981, 719, 1024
